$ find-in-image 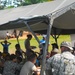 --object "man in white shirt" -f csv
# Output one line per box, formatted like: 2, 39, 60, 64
20, 53, 40, 75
